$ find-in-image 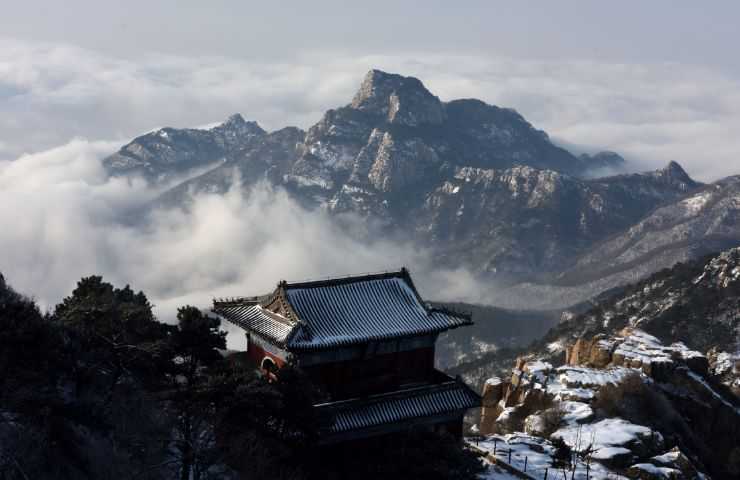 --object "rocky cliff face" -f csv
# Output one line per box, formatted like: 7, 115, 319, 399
467, 246, 740, 478
477, 328, 740, 478
416, 162, 699, 275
